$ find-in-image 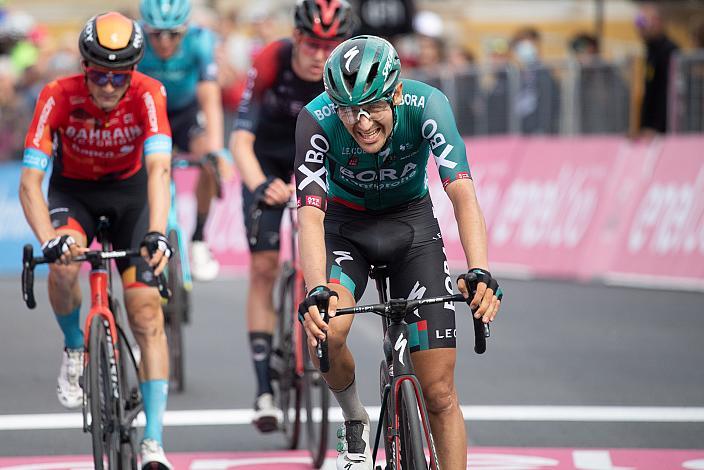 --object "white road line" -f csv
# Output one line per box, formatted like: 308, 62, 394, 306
0, 406, 703, 431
